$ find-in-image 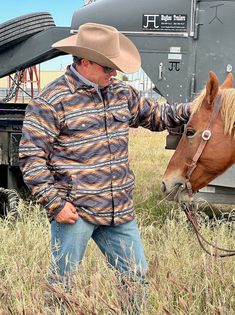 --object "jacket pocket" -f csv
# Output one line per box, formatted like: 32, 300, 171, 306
112, 109, 132, 123
65, 115, 99, 131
